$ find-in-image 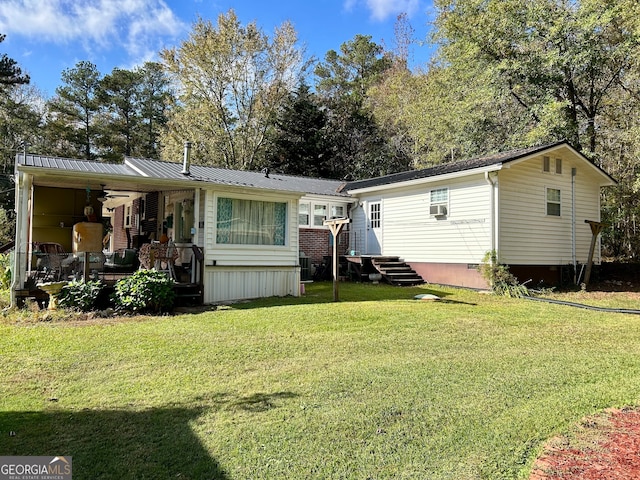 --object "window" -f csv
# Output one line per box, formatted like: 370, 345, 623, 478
124, 203, 132, 227
299, 203, 310, 226
216, 197, 287, 245
543, 156, 551, 172
369, 202, 381, 228
546, 188, 561, 216
314, 204, 327, 226
430, 188, 449, 216
331, 205, 344, 218
139, 196, 146, 220
555, 158, 562, 174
